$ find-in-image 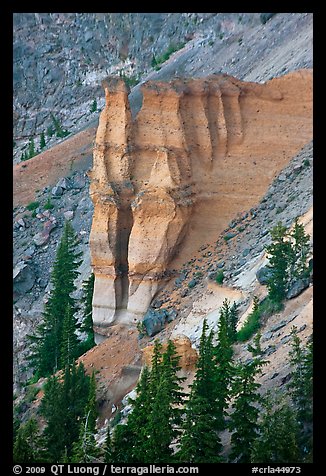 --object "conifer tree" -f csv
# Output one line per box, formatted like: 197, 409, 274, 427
28, 137, 36, 159
28, 222, 82, 377
40, 131, 46, 150
122, 366, 152, 462
41, 363, 91, 461
288, 218, 310, 283
228, 301, 239, 342
104, 425, 113, 463
251, 393, 301, 463
229, 340, 266, 463
266, 222, 292, 302
79, 273, 96, 354
288, 328, 313, 423
214, 299, 235, 429
110, 424, 134, 463
178, 319, 223, 463
60, 305, 79, 369
13, 418, 46, 463
144, 341, 186, 463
